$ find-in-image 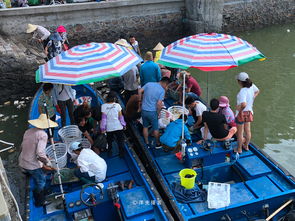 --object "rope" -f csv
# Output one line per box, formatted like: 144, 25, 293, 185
0, 168, 22, 220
